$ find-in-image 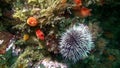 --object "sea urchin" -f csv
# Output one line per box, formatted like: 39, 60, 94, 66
59, 24, 93, 62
